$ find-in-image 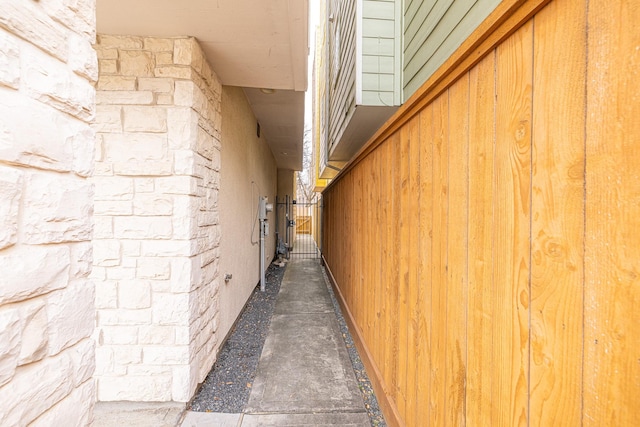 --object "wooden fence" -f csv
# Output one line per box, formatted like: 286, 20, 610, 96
322, 0, 639, 425
296, 215, 312, 234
